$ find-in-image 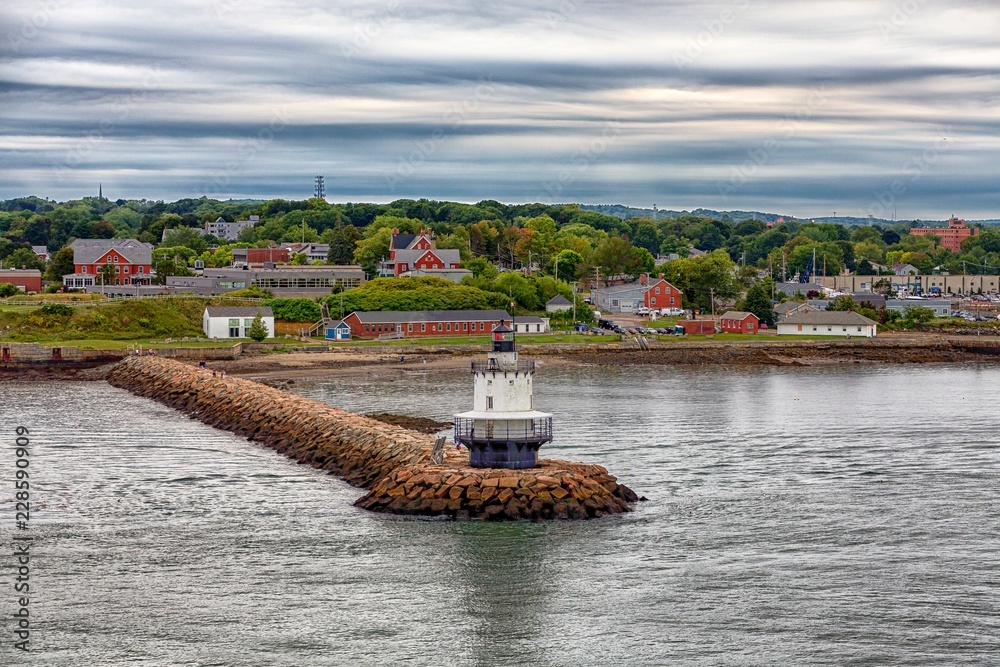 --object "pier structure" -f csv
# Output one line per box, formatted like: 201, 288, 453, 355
106, 356, 637, 520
